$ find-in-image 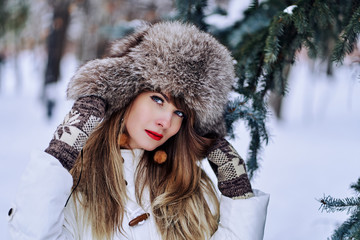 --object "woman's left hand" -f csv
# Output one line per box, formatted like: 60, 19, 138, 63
207, 138, 254, 199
